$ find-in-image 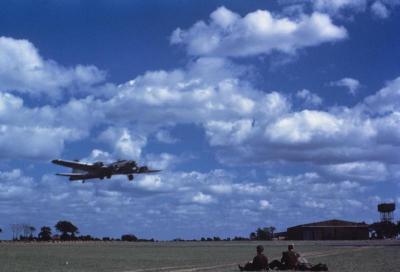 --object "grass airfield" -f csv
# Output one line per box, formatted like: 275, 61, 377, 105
1, 240, 399, 272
